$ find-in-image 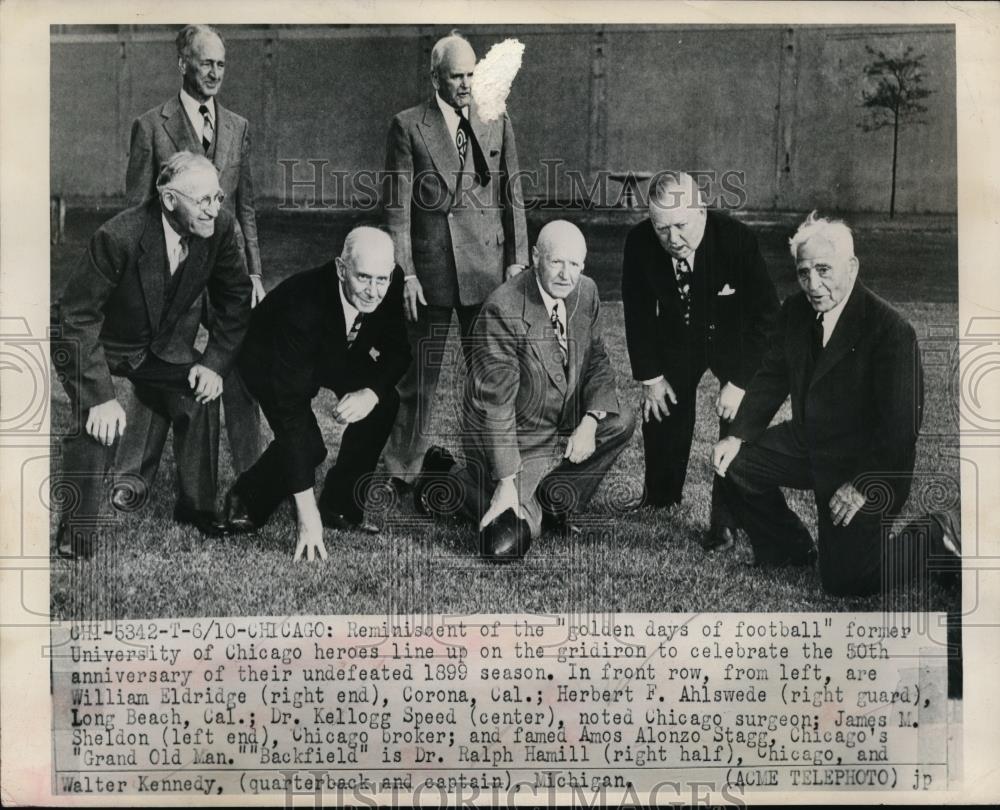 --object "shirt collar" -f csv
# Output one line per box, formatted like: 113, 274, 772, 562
180, 88, 215, 122
535, 276, 565, 321
671, 252, 696, 272
435, 92, 467, 123
161, 213, 184, 256
338, 282, 360, 336
819, 279, 855, 335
